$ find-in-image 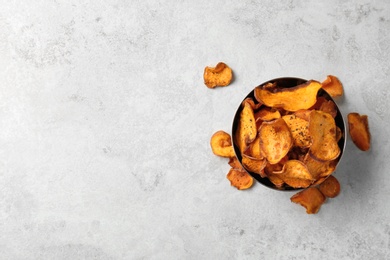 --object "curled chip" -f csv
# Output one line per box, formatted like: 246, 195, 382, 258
255, 107, 281, 121
259, 118, 293, 164
235, 100, 257, 154
254, 80, 322, 111
242, 157, 267, 177
228, 157, 244, 171
210, 130, 235, 158
294, 109, 311, 121
304, 153, 337, 181
321, 75, 343, 97
318, 175, 341, 198
267, 173, 284, 188
227, 168, 253, 190
290, 187, 326, 214
243, 135, 264, 160
278, 160, 314, 188
203, 62, 233, 88
282, 114, 311, 148
348, 113, 371, 151
308, 110, 340, 161
319, 99, 338, 118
